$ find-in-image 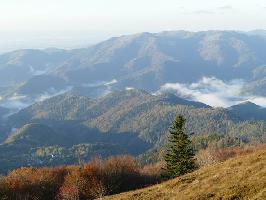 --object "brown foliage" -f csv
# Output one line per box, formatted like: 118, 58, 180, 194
0, 155, 162, 200
140, 162, 163, 179
0, 167, 68, 200
57, 155, 160, 200
57, 165, 107, 200
196, 144, 266, 167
